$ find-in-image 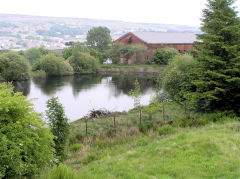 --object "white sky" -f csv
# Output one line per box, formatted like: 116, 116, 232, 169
0, 0, 240, 26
